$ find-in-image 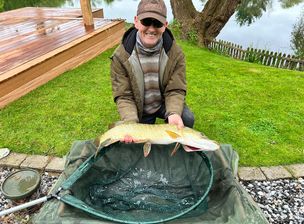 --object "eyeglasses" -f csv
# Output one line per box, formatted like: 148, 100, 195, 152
140, 18, 164, 28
